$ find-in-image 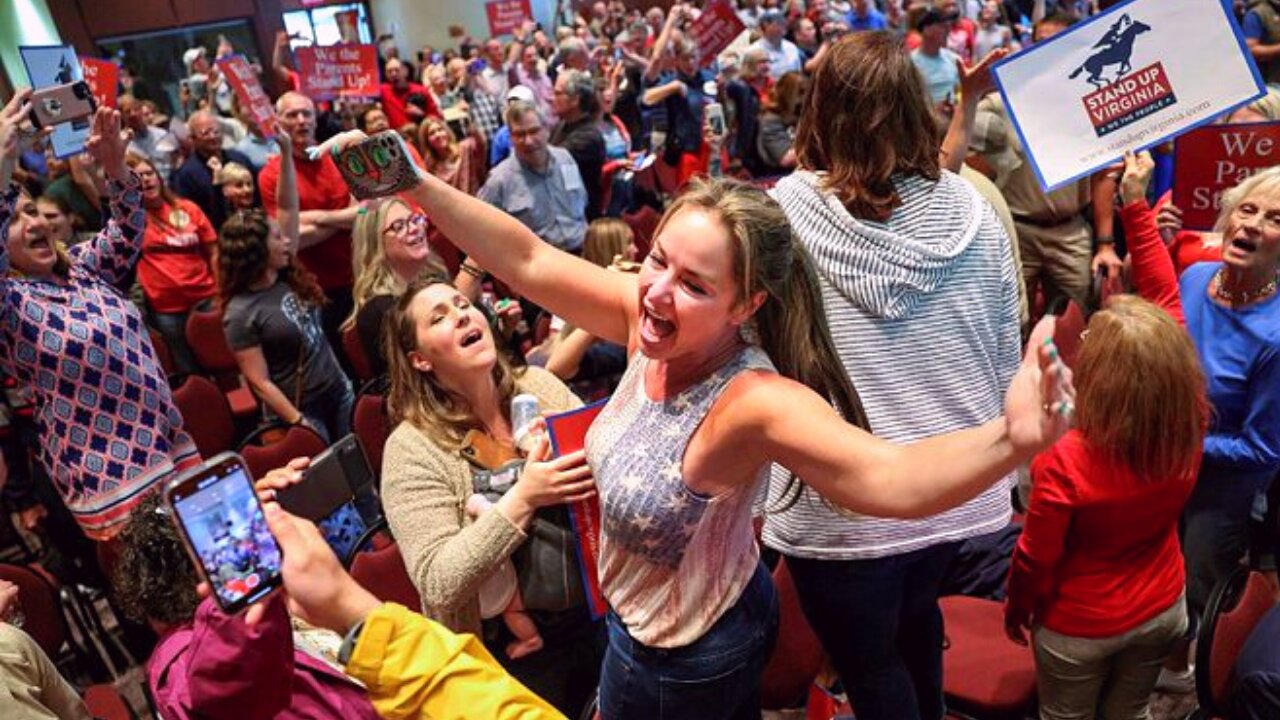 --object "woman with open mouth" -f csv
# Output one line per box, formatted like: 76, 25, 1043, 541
319, 125, 1075, 720
1155, 161, 1280, 686
0, 94, 199, 540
